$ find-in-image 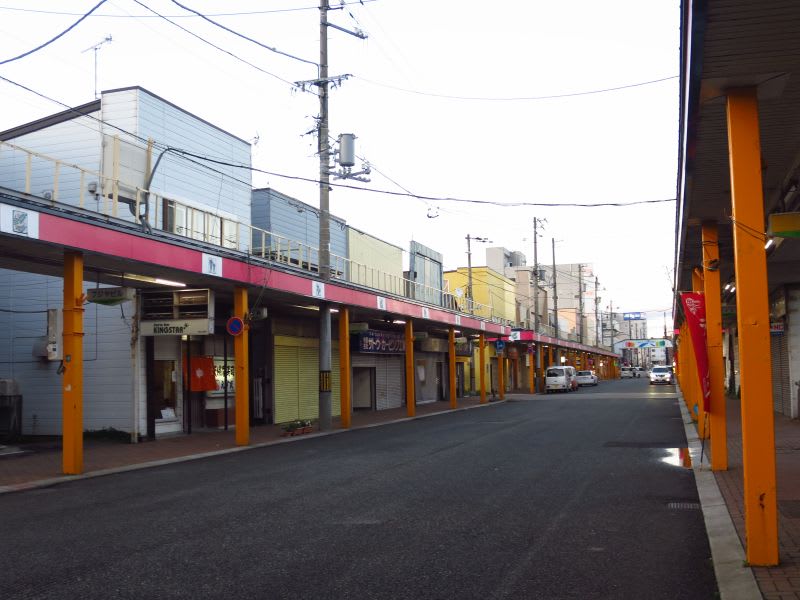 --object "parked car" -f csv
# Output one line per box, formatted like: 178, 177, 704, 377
649, 366, 674, 385
575, 370, 598, 386
634, 367, 646, 378
546, 366, 576, 393
620, 367, 635, 379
